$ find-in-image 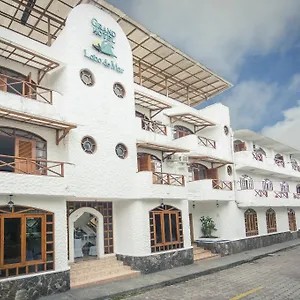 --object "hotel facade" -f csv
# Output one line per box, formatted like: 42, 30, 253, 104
0, 1, 299, 299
